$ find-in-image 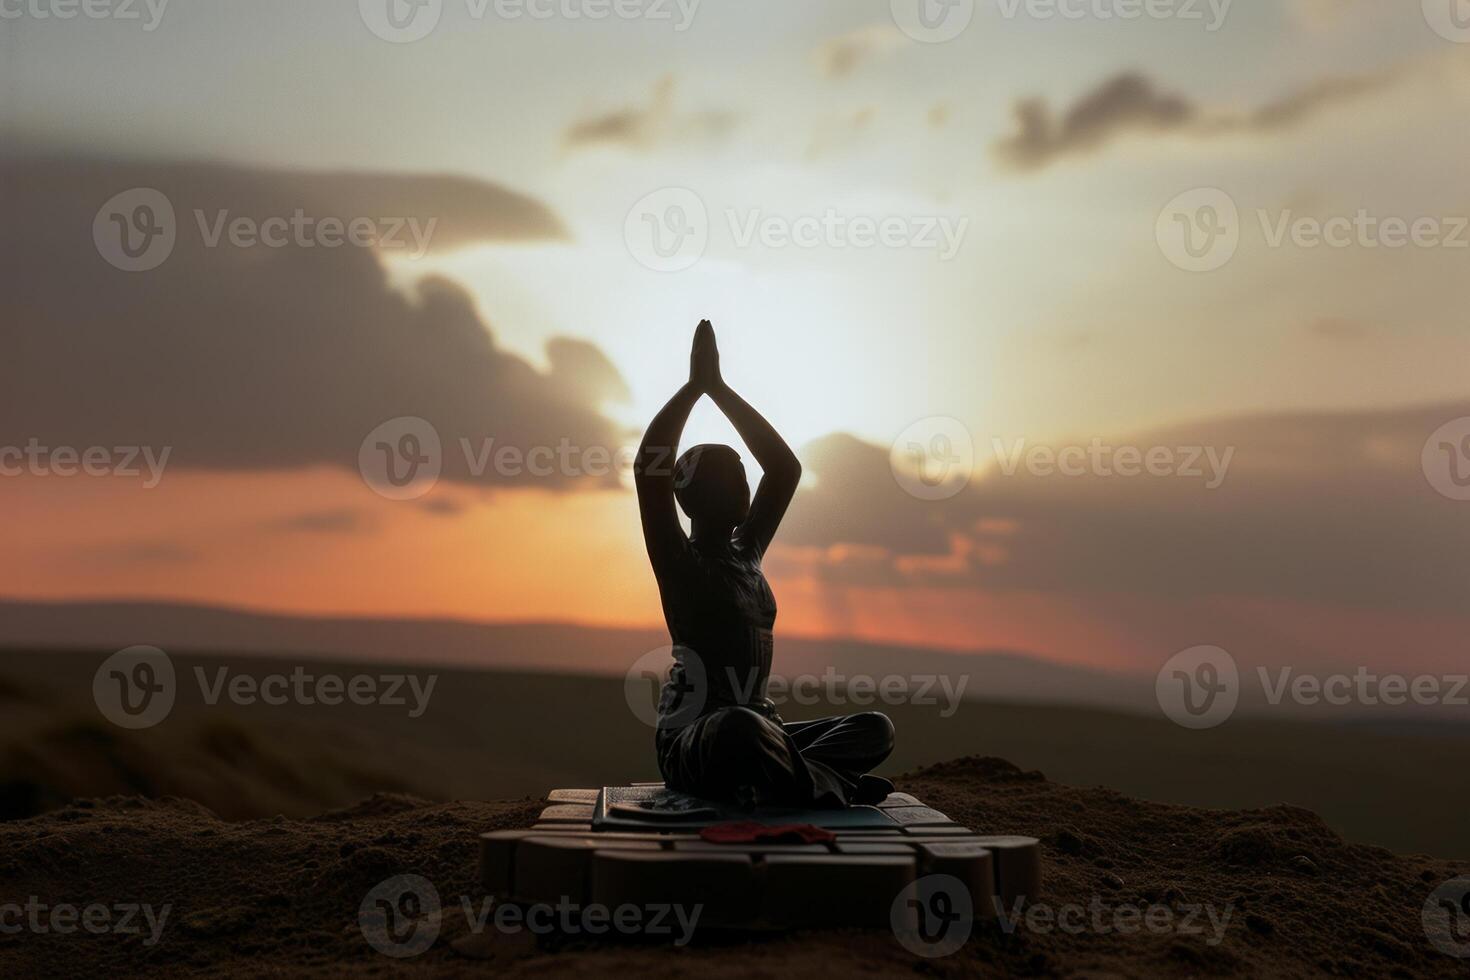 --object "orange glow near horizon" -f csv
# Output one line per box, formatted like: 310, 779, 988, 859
2, 468, 1462, 681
